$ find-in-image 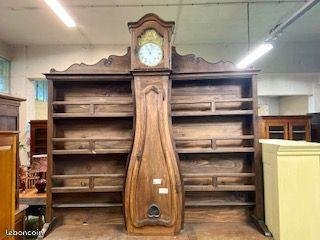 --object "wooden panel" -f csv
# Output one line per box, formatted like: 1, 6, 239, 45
0, 132, 18, 240
125, 75, 183, 235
